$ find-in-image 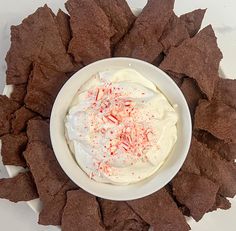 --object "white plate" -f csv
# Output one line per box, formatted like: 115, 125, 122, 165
0, 0, 236, 230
